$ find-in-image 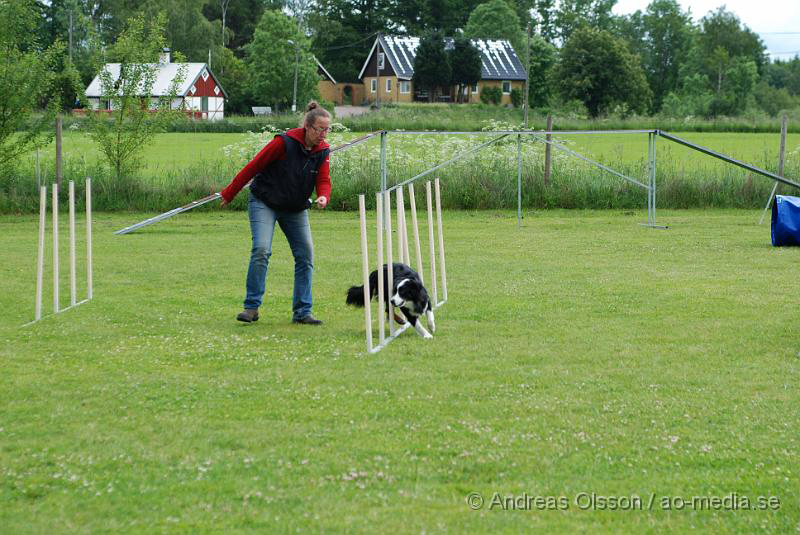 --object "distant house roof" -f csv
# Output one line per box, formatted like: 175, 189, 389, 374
358, 35, 527, 81
315, 56, 337, 84
85, 62, 228, 98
